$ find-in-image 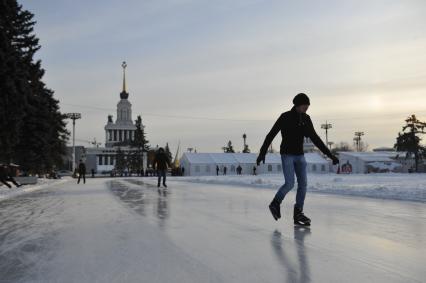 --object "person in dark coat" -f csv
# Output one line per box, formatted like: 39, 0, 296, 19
0, 165, 21, 188
223, 166, 227, 175
257, 93, 339, 225
77, 160, 86, 184
237, 165, 242, 175
216, 165, 219, 176
252, 166, 257, 175
181, 166, 185, 176
0, 165, 12, 188
153, 148, 171, 188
